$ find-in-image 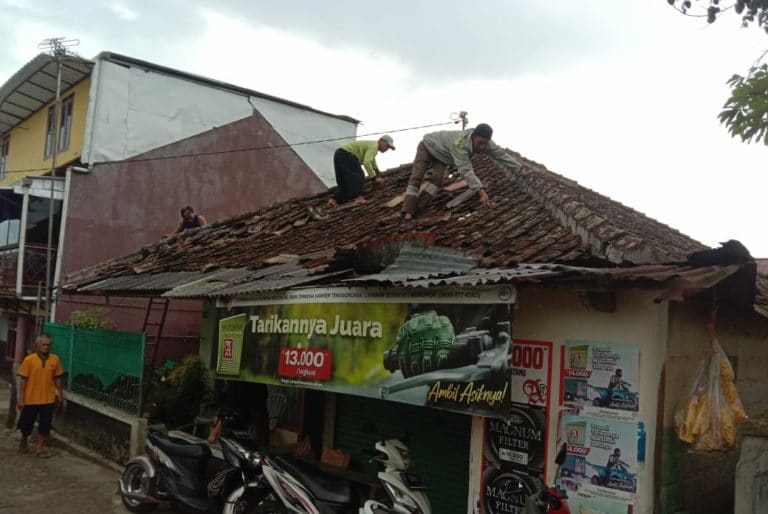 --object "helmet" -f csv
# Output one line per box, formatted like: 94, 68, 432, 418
613, 448, 621, 456
615, 369, 623, 376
